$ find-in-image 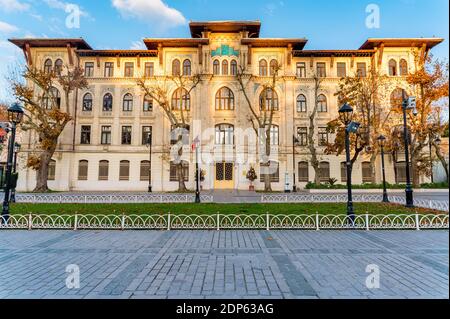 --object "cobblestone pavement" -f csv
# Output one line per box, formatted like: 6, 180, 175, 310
0, 230, 448, 299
